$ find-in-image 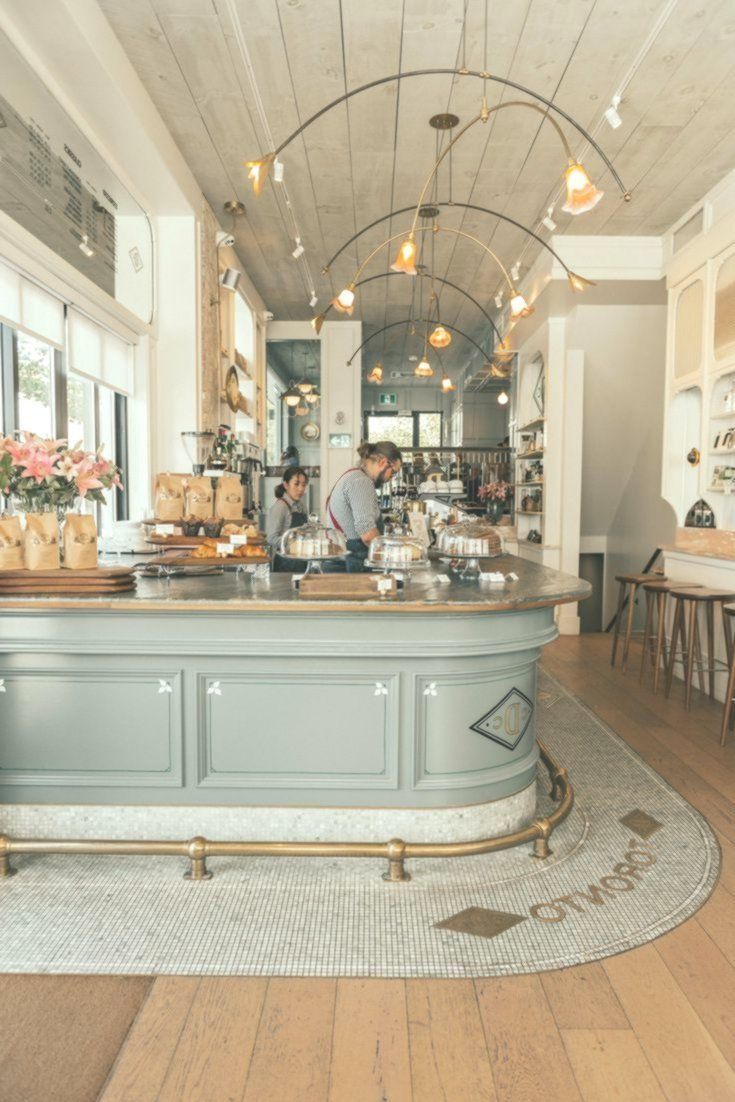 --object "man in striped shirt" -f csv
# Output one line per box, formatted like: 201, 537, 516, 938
326, 441, 402, 572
